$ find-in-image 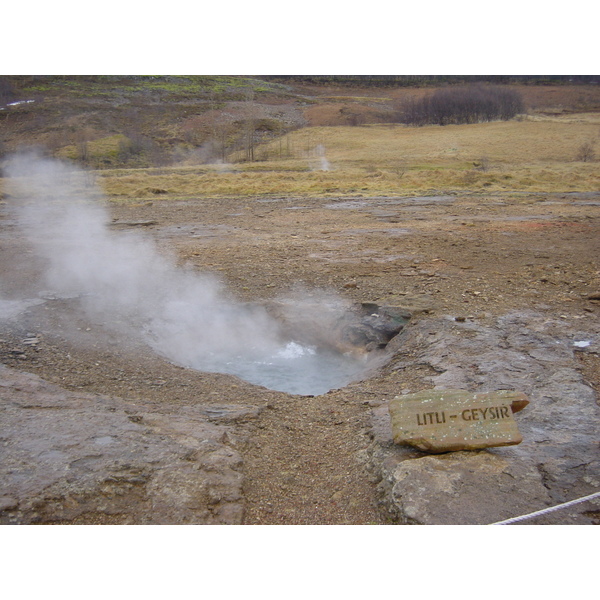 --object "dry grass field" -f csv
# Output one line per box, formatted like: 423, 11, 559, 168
92, 114, 600, 202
